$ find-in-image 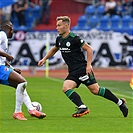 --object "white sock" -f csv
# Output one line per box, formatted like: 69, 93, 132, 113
78, 105, 87, 108
15, 82, 26, 113
117, 99, 122, 106
23, 89, 35, 111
